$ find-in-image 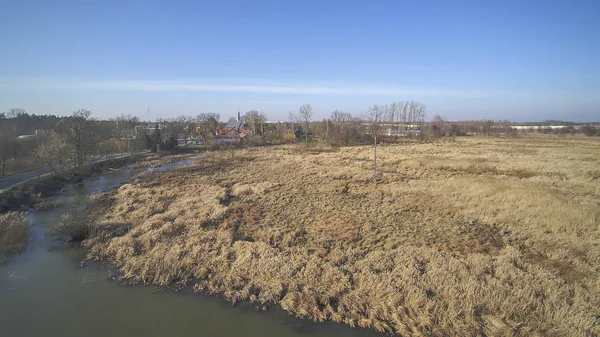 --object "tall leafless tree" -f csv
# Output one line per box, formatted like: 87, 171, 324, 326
386, 102, 398, 125
56, 110, 101, 171
176, 115, 194, 144
298, 104, 313, 147
431, 115, 446, 137
366, 104, 385, 182
245, 110, 267, 135
331, 110, 353, 123
244, 110, 268, 145
196, 113, 220, 150
400, 101, 409, 137
35, 133, 71, 177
